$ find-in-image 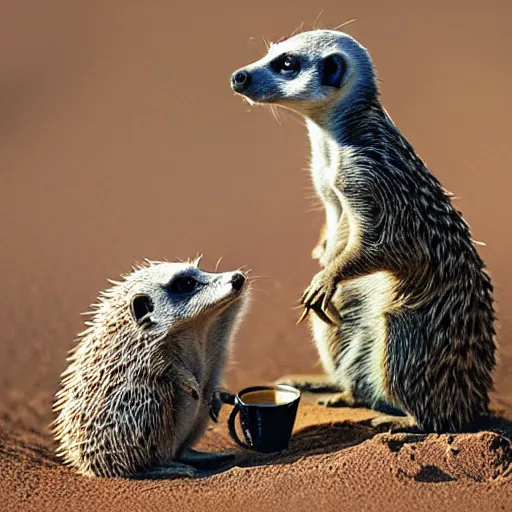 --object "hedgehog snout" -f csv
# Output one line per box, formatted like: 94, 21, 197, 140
230, 272, 246, 292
